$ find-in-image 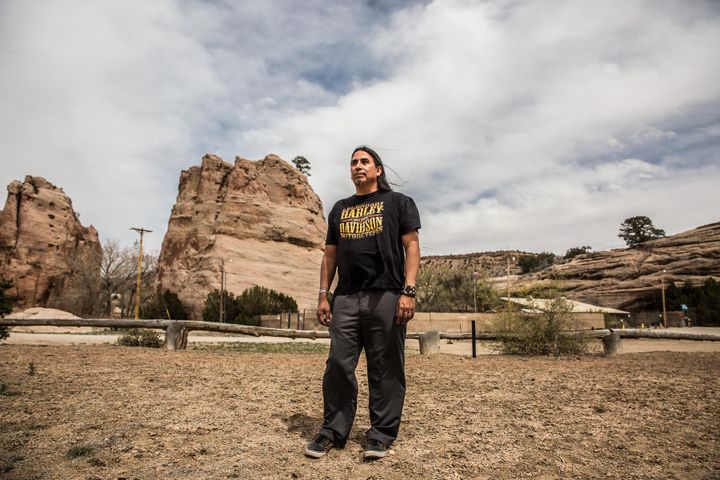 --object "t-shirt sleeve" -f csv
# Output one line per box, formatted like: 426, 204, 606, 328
325, 203, 339, 245
399, 195, 421, 235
